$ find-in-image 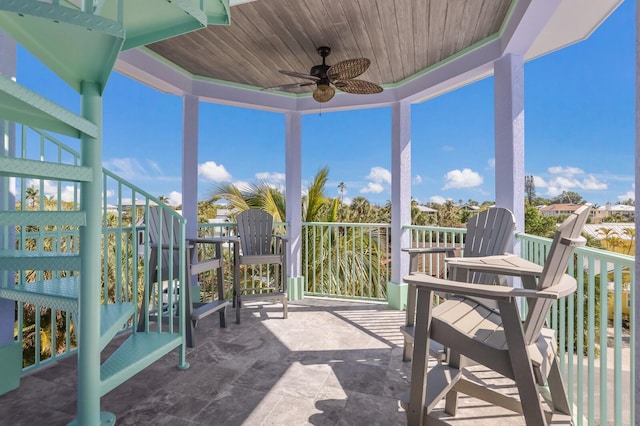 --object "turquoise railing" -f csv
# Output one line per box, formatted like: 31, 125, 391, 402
302, 222, 391, 300
10, 125, 184, 371
518, 232, 634, 426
